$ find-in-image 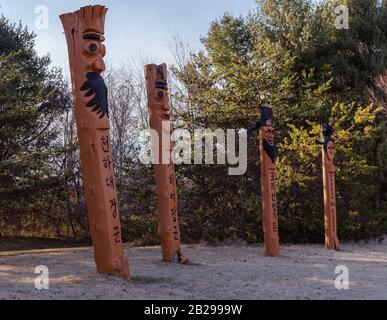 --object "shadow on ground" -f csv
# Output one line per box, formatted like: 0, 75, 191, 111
1, 242, 387, 300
